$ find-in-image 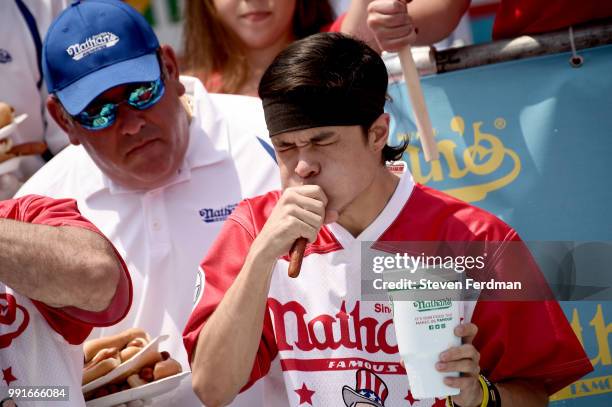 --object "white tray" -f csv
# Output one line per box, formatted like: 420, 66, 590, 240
85, 371, 190, 407
0, 114, 27, 141
82, 335, 169, 394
